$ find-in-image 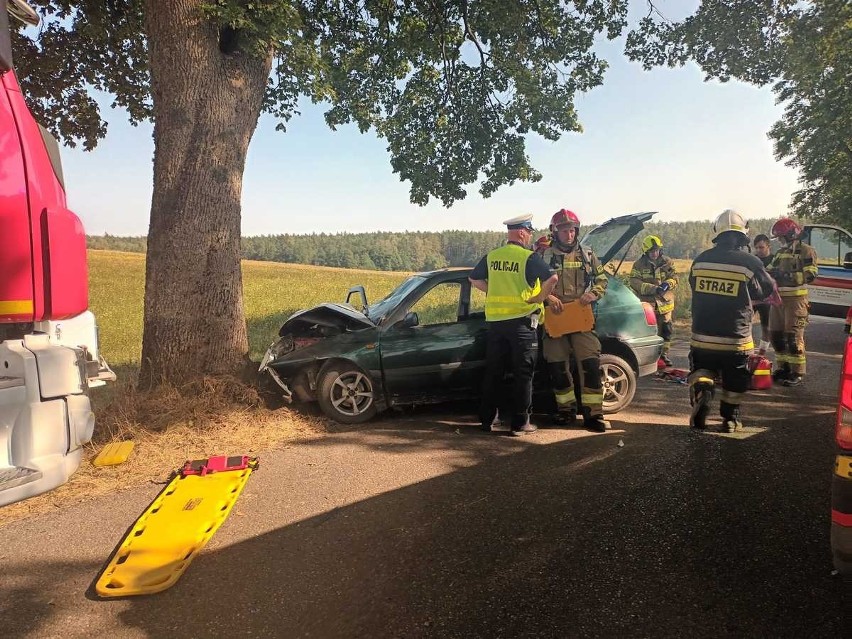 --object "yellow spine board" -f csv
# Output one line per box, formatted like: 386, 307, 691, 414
92, 441, 135, 467
95, 465, 255, 597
